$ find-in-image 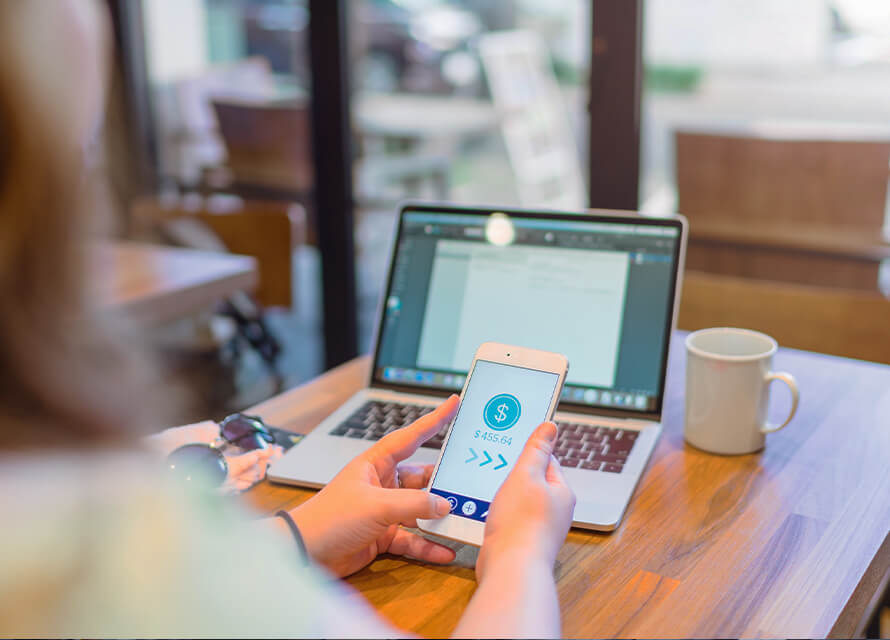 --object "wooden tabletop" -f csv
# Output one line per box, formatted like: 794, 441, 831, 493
96, 242, 258, 325
243, 334, 890, 638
